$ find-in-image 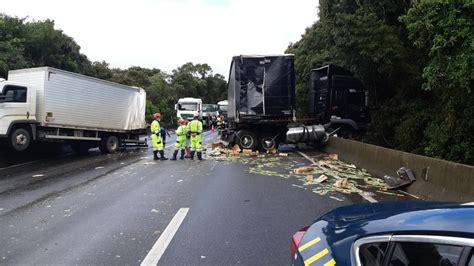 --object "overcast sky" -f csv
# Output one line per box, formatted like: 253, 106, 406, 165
2, 0, 319, 77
